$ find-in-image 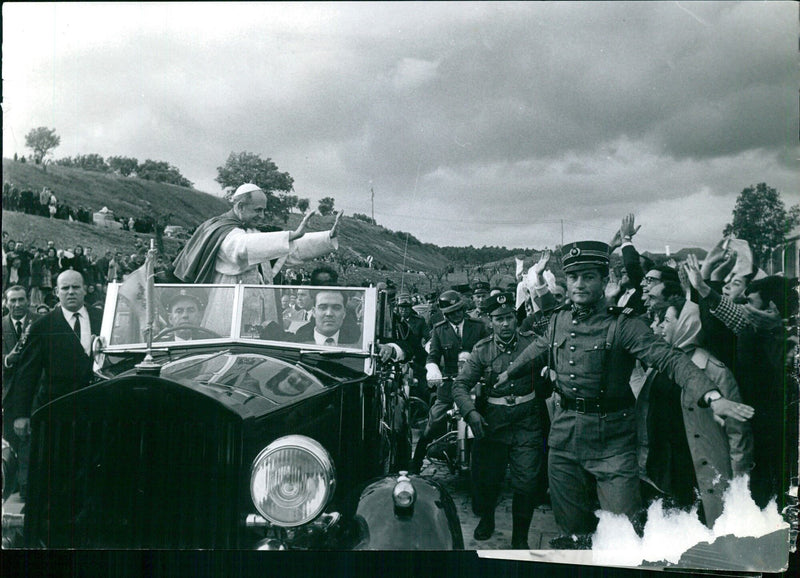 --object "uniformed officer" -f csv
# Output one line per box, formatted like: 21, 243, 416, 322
494, 241, 755, 539
393, 291, 430, 402
453, 292, 547, 548
469, 281, 492, 331
410, 290, 490, 474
